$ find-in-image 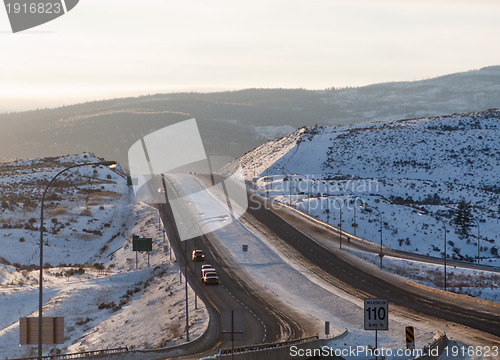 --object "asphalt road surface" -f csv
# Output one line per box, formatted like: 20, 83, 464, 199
246, 195, 500, 342
156, 176, 308, 360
